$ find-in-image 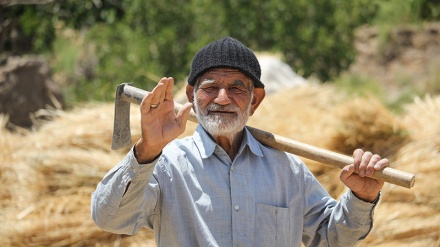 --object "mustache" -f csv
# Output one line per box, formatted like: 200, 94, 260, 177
206, 104, 239, 112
